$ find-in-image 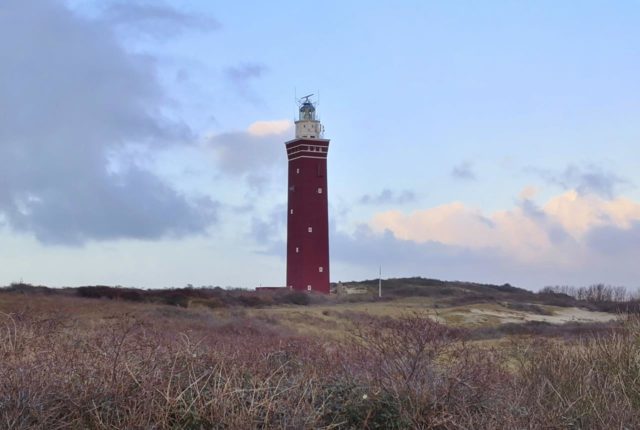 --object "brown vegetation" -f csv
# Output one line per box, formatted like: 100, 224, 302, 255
542, 284, 640, 313
5, 278, 639, 315
1, 291, 639, 428
542, 283, 634, 302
